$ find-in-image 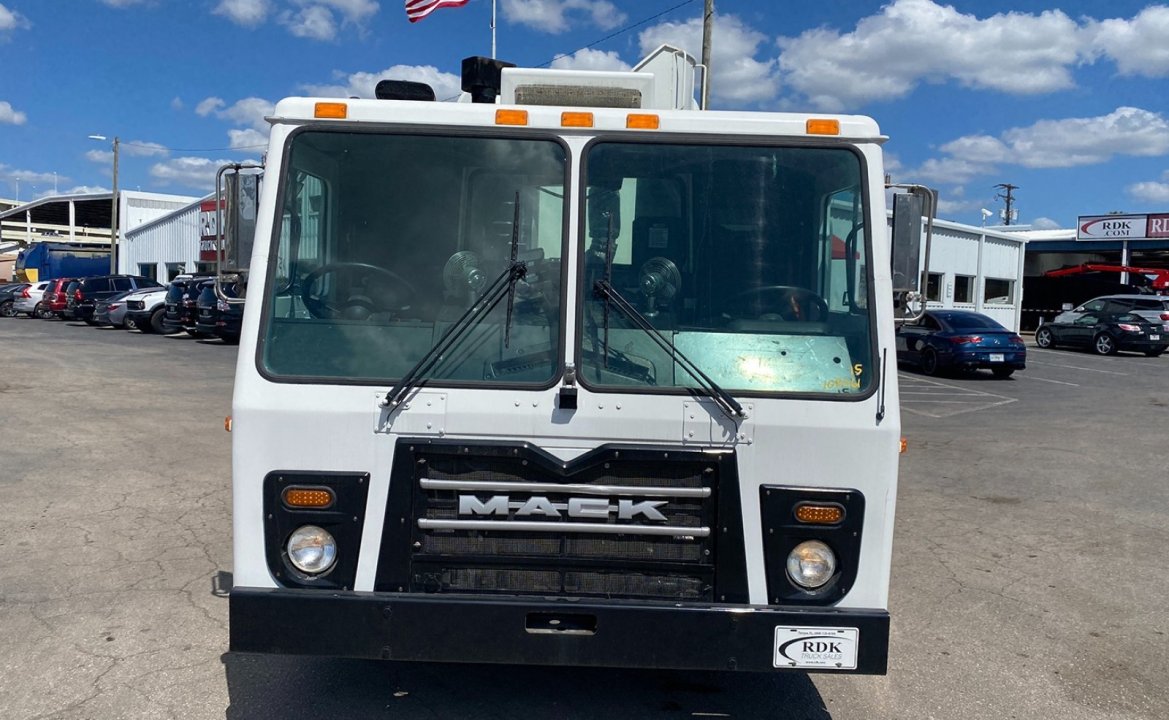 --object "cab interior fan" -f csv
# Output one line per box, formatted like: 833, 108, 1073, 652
443, 251, 486, 302
639, 256, 680, 317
